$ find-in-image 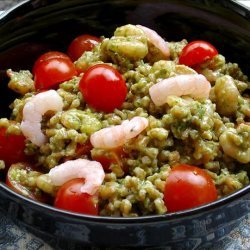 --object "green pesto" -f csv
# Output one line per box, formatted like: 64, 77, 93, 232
61, 109, 102, 135
7, 69, 35, 95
